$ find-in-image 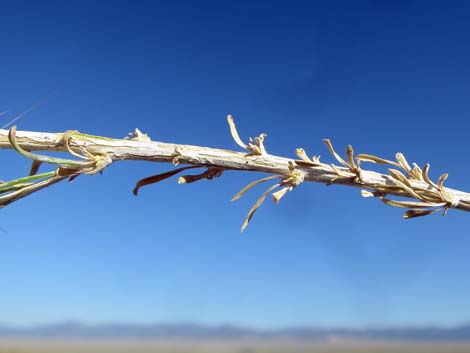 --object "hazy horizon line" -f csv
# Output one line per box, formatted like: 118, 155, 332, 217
1, 320, 469, 330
